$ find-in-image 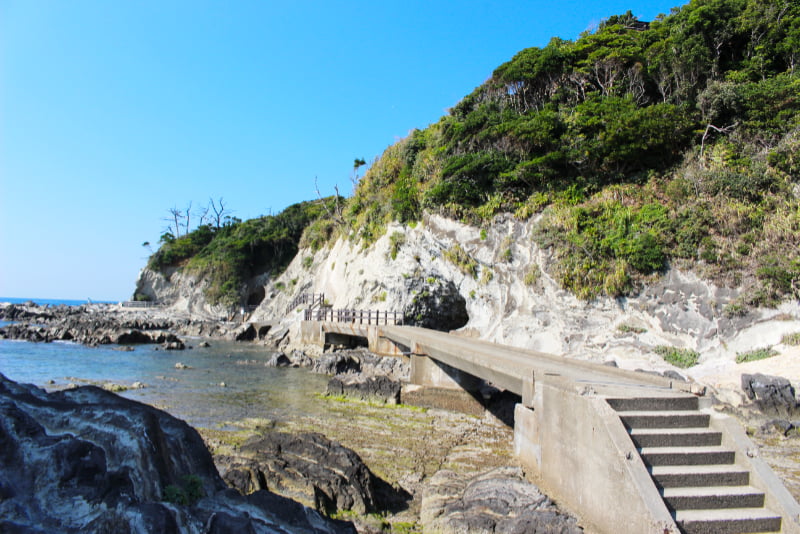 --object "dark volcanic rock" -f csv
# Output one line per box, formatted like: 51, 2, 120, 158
235, 323, 258, 341
742, 373, 799, 417
403, 278, 469, 331
221, 432, 389, 515
116, 329, 155, 344
0, 304, 197, 348
0, 373, 355, 534
326, 374, 401, 404
310, 353, 362, 375
421, 467, 583, 534
266, 352, 293, 367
